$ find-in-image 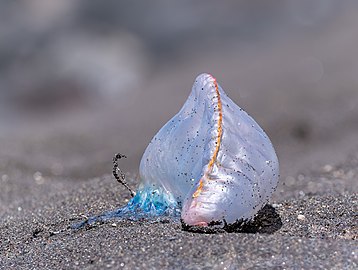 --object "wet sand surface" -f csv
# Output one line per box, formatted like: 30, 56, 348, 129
1, 54, 358, 268
0, 159, 357, 269
0, 80, 357, 268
